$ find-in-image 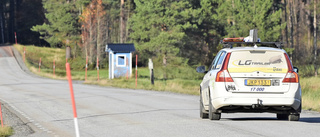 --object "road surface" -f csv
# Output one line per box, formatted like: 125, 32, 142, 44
0, 45, 319, 137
